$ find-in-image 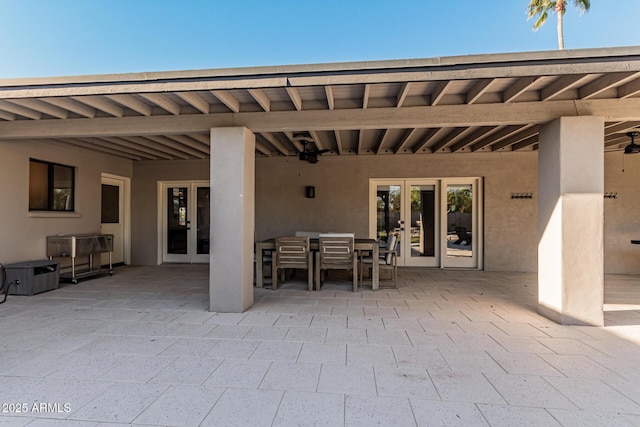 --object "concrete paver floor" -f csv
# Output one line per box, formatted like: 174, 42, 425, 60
0, 265, 639, 426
